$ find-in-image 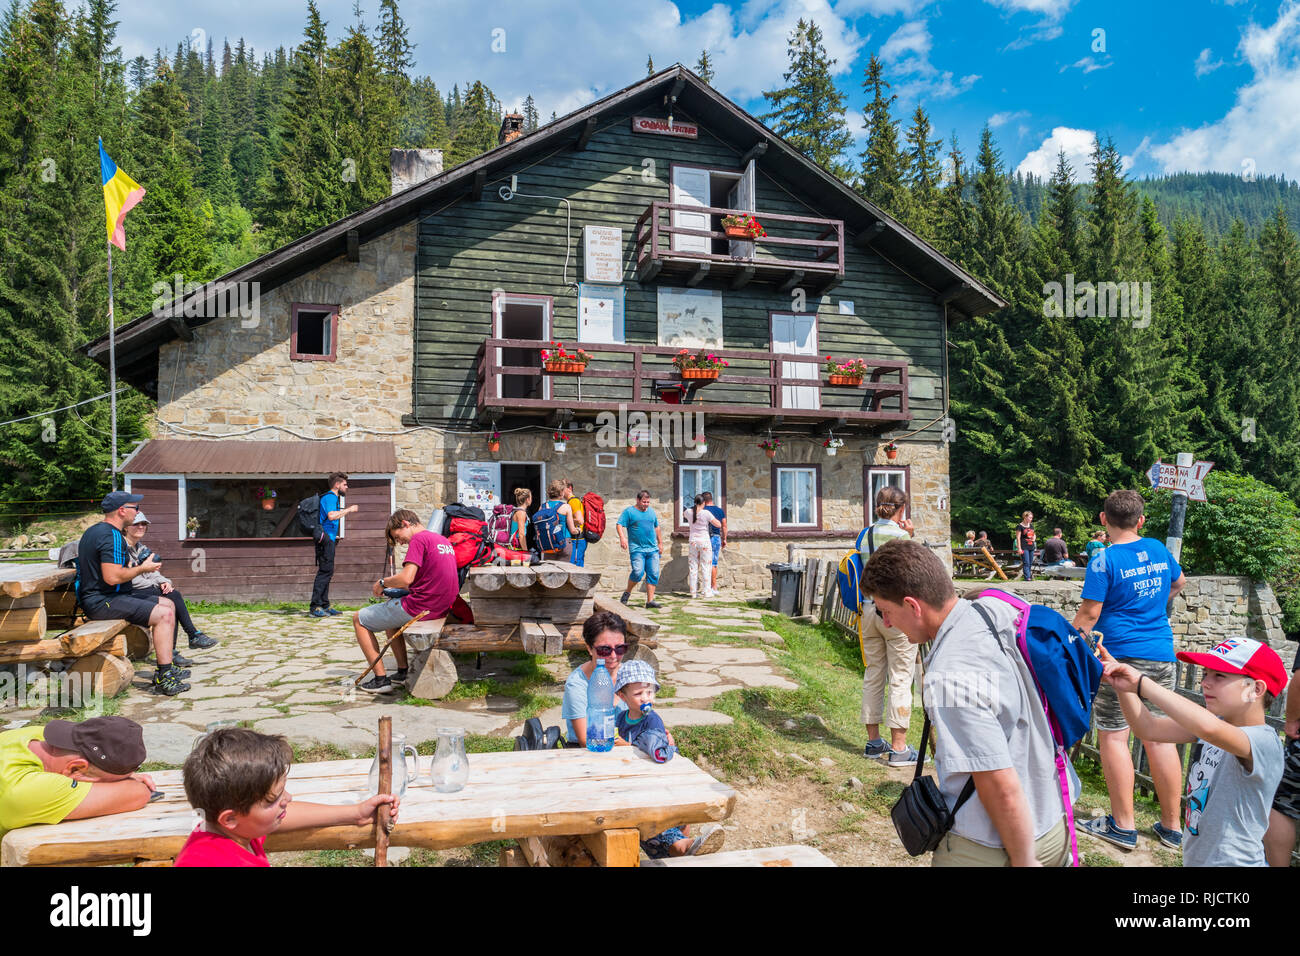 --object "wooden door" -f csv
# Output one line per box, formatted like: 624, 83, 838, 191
726, 160, 756, 258
771, 313, 820, 410
671, 166, 711, 254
